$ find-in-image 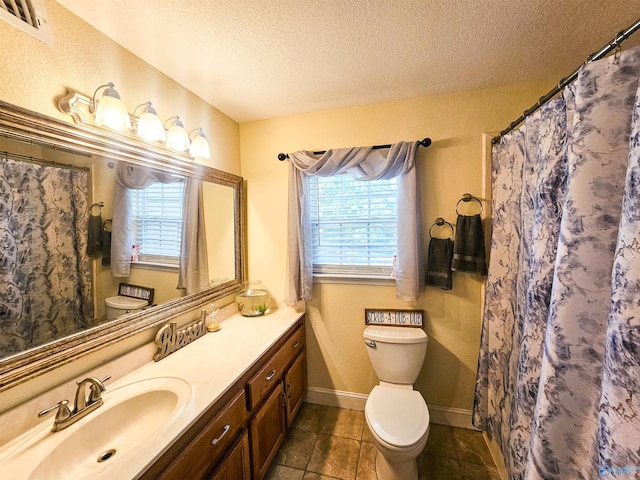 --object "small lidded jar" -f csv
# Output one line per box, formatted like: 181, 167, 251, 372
235, 281, 271, 316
